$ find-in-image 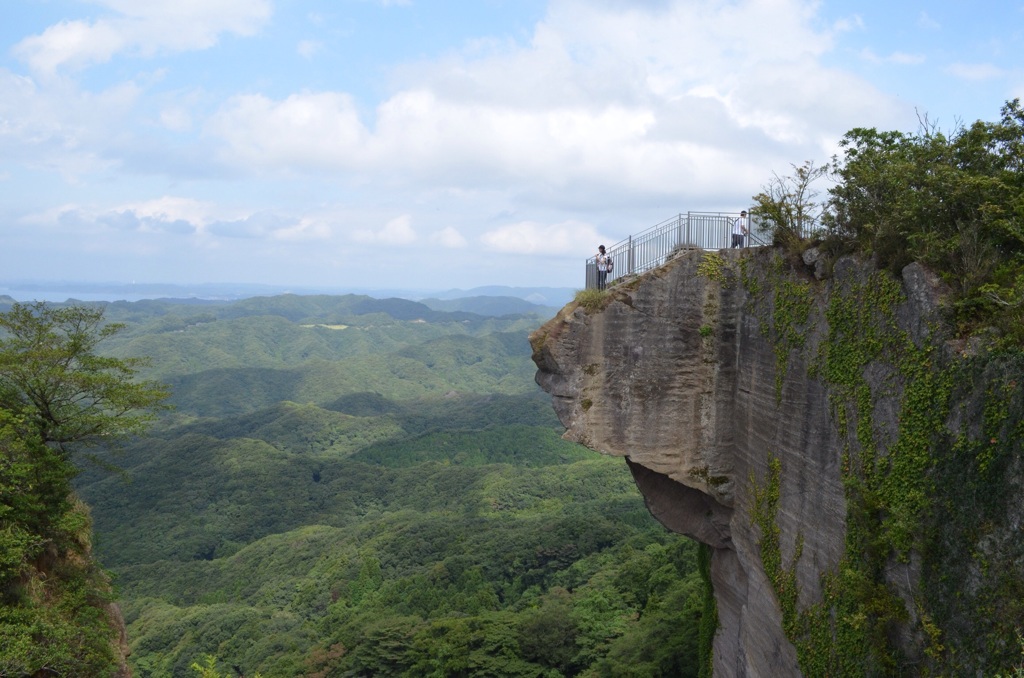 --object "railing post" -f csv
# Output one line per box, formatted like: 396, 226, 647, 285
628, 235, 634, 275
